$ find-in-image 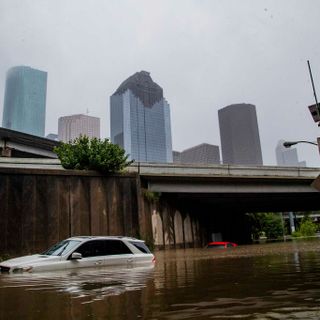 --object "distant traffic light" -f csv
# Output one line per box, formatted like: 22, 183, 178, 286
308, 103, 320, 123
